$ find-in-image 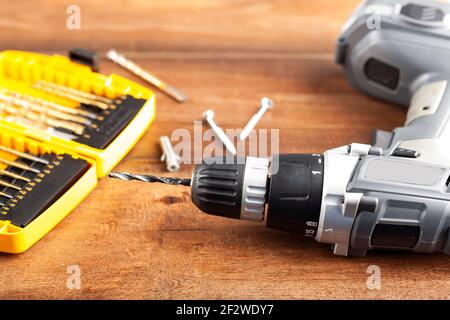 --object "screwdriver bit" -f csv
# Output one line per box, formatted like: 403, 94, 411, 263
109, 172, 191, 186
